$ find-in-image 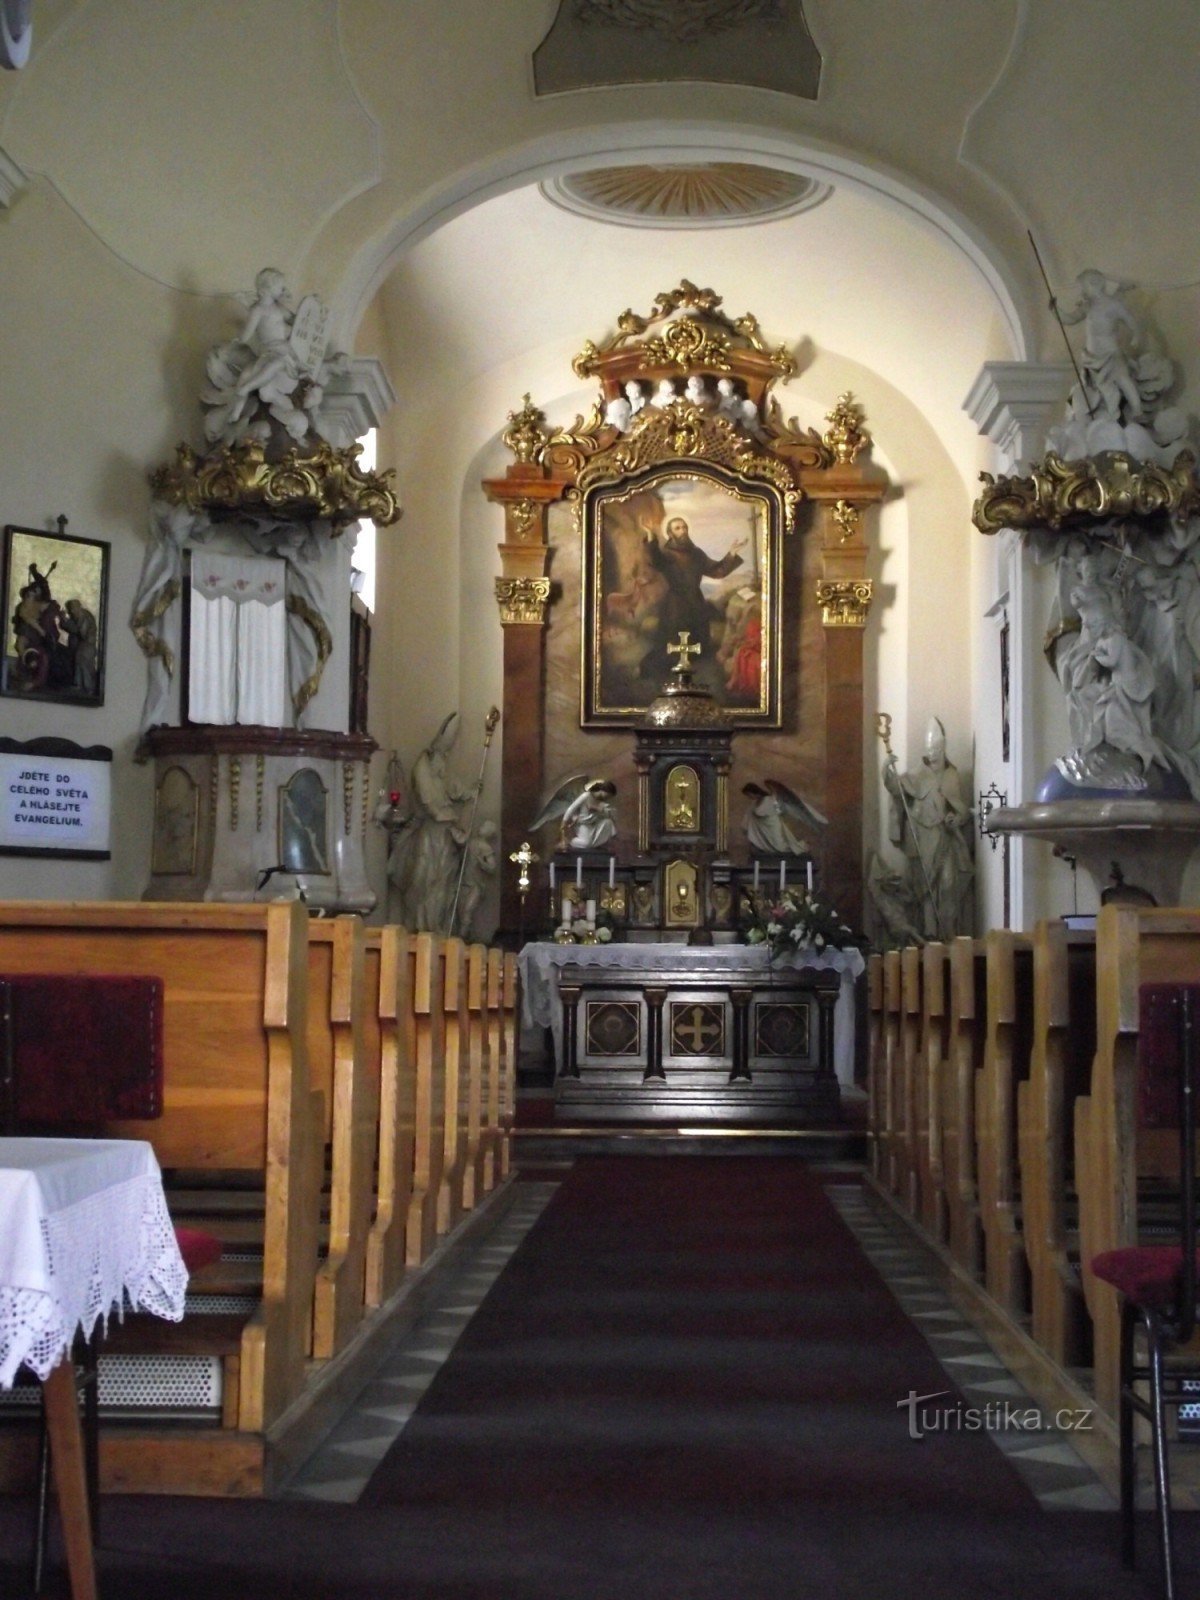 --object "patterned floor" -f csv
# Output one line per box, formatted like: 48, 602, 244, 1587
281, 1168, 1113, 1511
283, 1182, 559, 1503
827, 1180, 1116, 1511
